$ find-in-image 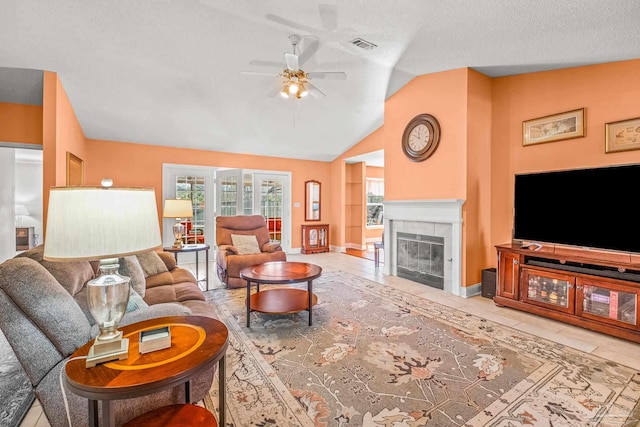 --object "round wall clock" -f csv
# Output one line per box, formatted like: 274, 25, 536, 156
401, 114, 441, 162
